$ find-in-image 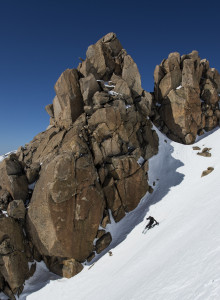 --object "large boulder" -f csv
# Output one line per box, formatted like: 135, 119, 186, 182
0, 155, 28, 201
200, 78, 219, 105
122, 55, 143, 97
48, 69, 84, 128
26, 150, 105, 262
113, 78, 133, 103
25, 162, 41, 184
79, 73, 100, 105
158, 69, 182, 99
